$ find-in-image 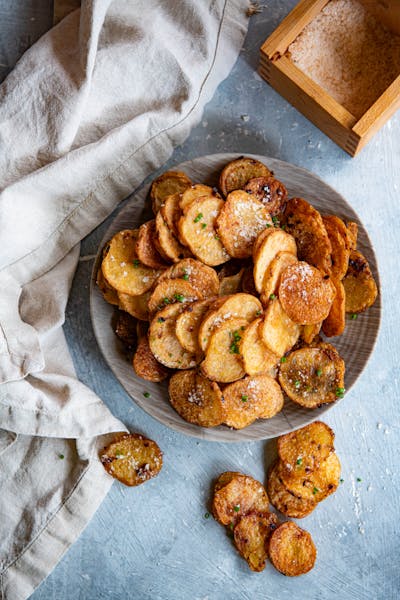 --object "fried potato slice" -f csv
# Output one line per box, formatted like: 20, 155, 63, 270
133, 335, 169, 382
301, 322, 322, 344
279, 262, 336, 324
175, 298, 217, 353
215, 190, 273, 258
346, 221, 358, 251
240, 318, 279, 377
179, 184, 217, 210
253, 229, 297, 293
97, 267, 119, 305
168, 369, 224, 427
268, 521, 317, 576
241, 266, 258, 295
114, 310, 137, 347
279, 452, 341, 503
178, 196, 230, 266
343, 250, 378, 313
148, 278, 201, 315
212, 473, 270, 525
322, 278, 346, 337
102, 230, 162, 295
135, 220, 168, 269
150, 170, 191, 214
277, 421, 335, 478
219, 269, 244, 295
100, 433, 163, 486
259, 298, 300, 357
214, 471, 243, 493
118, 291, 150, 321
284, 197, 332, 274
219, 157, 272, 196
322, 215, 351, 280
154, 210, 192, 263
234, 512, 279, 572
148, 303, 198, 369
267, 460, 317, 518
260, 251, 298, 304
160, 192, 182, 239
201, 317, 247, 383
157, 258, 220, 298
198, 293, 262, 352
243, 175, 288, 216
222, 374, 284, 429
